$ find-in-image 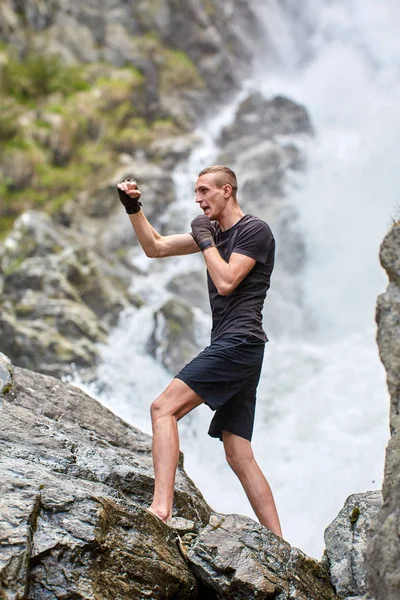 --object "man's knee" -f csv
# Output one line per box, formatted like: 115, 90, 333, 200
150, 392, 172, 421
223, 433, 254, 472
